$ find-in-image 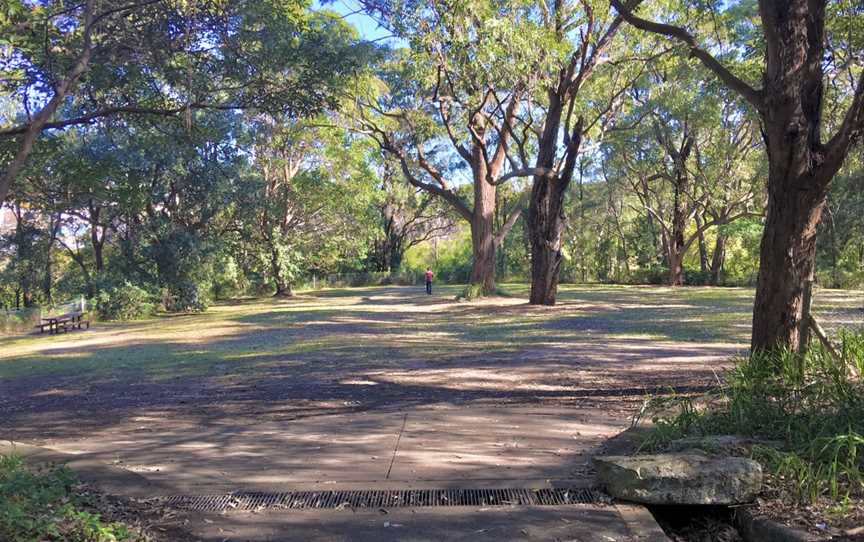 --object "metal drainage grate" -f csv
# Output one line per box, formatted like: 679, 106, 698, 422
158, 487, 611, 513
